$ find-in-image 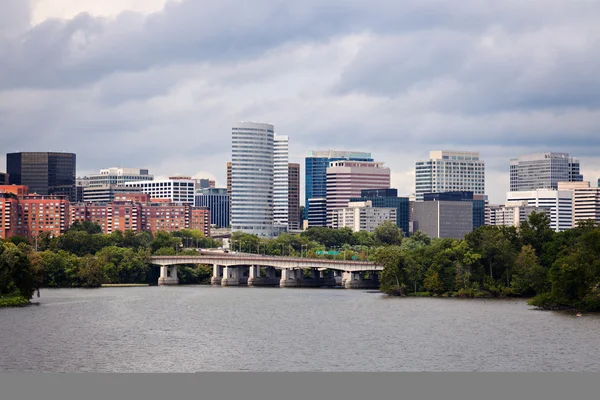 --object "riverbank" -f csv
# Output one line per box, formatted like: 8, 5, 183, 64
0, 293, 31, 308
100, 284, 150, 287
